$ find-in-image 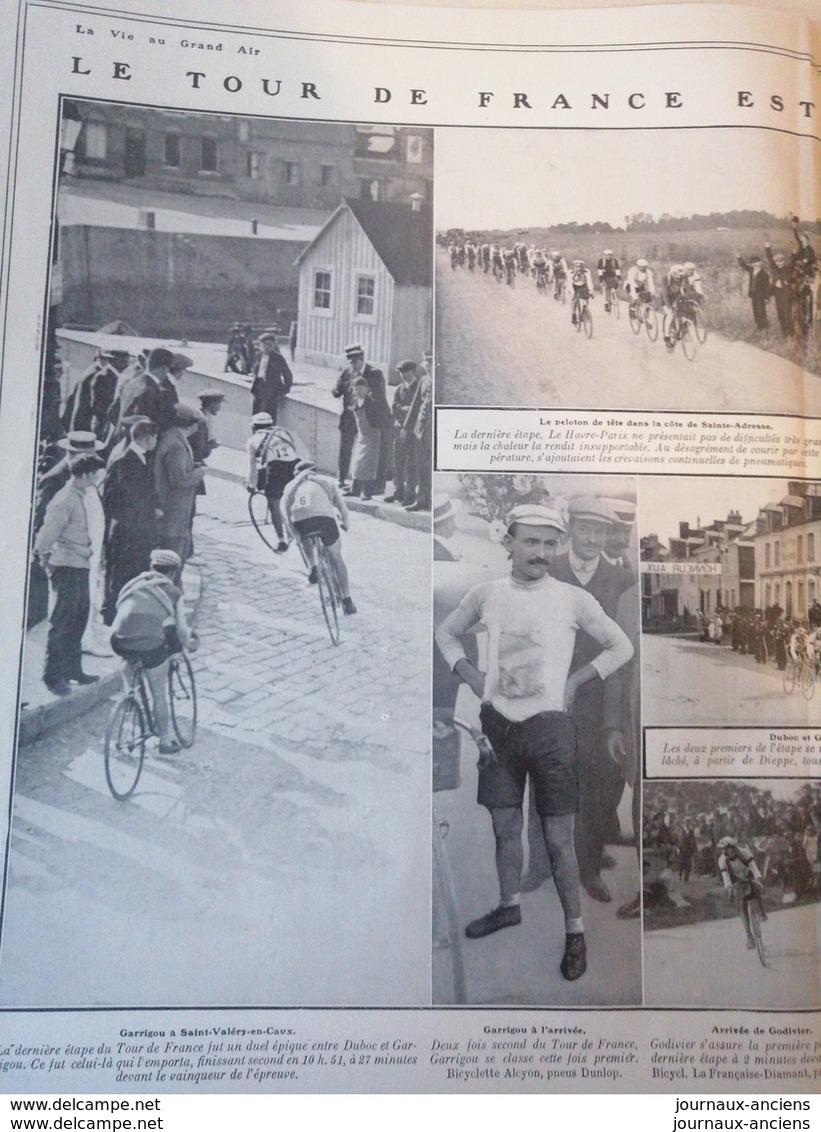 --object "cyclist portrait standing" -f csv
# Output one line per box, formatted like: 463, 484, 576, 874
281, 459, 357, 615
